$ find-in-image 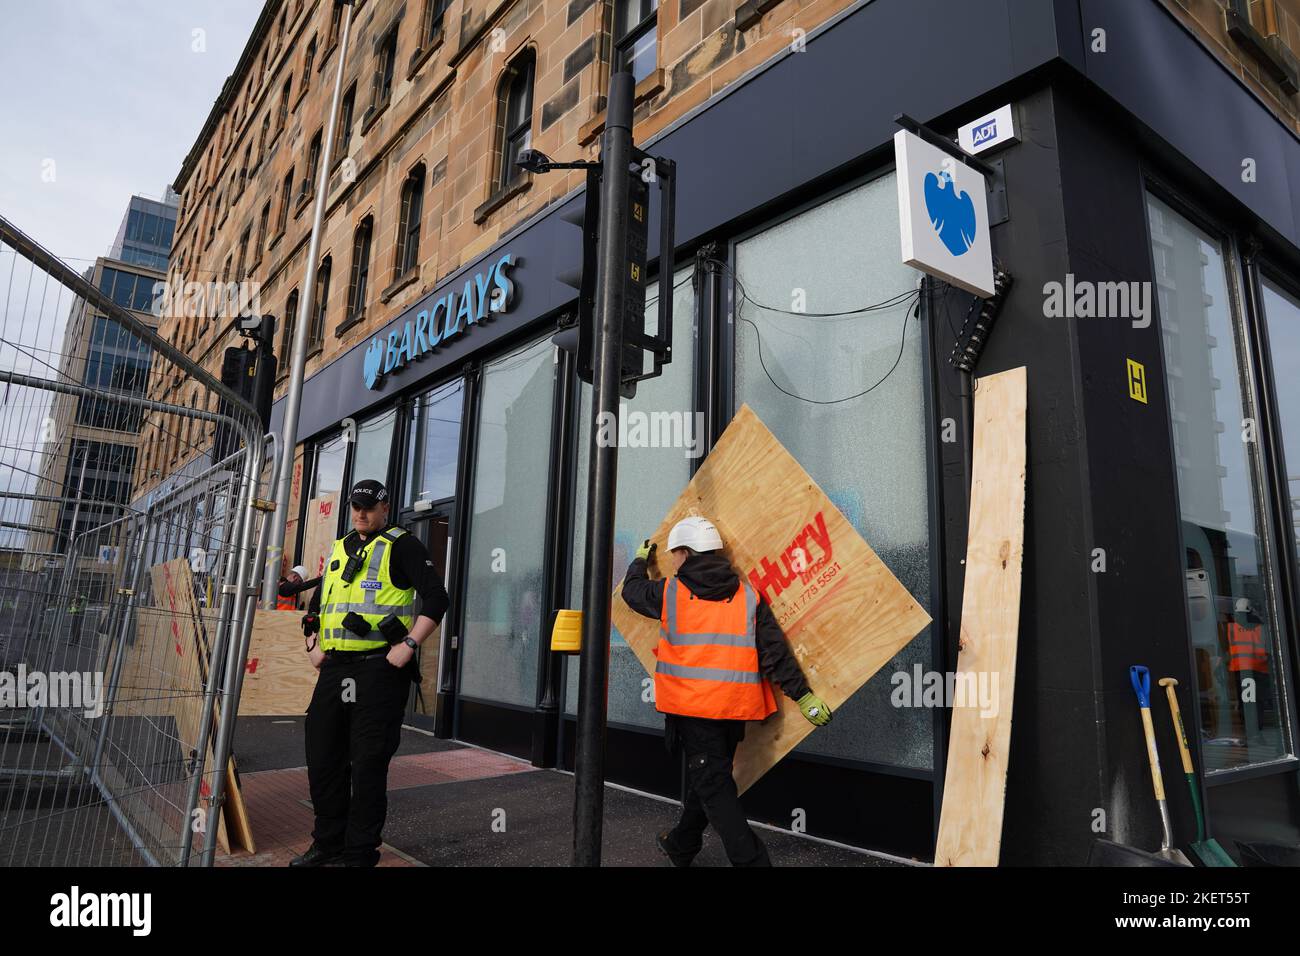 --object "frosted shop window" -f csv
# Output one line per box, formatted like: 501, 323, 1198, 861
1147, 194, 1287, 771
459, 336, 556, 707
565, 267, 697, 727
309, 431, 348, 513
732, 172, 934, 770
350, 406, 397, 487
